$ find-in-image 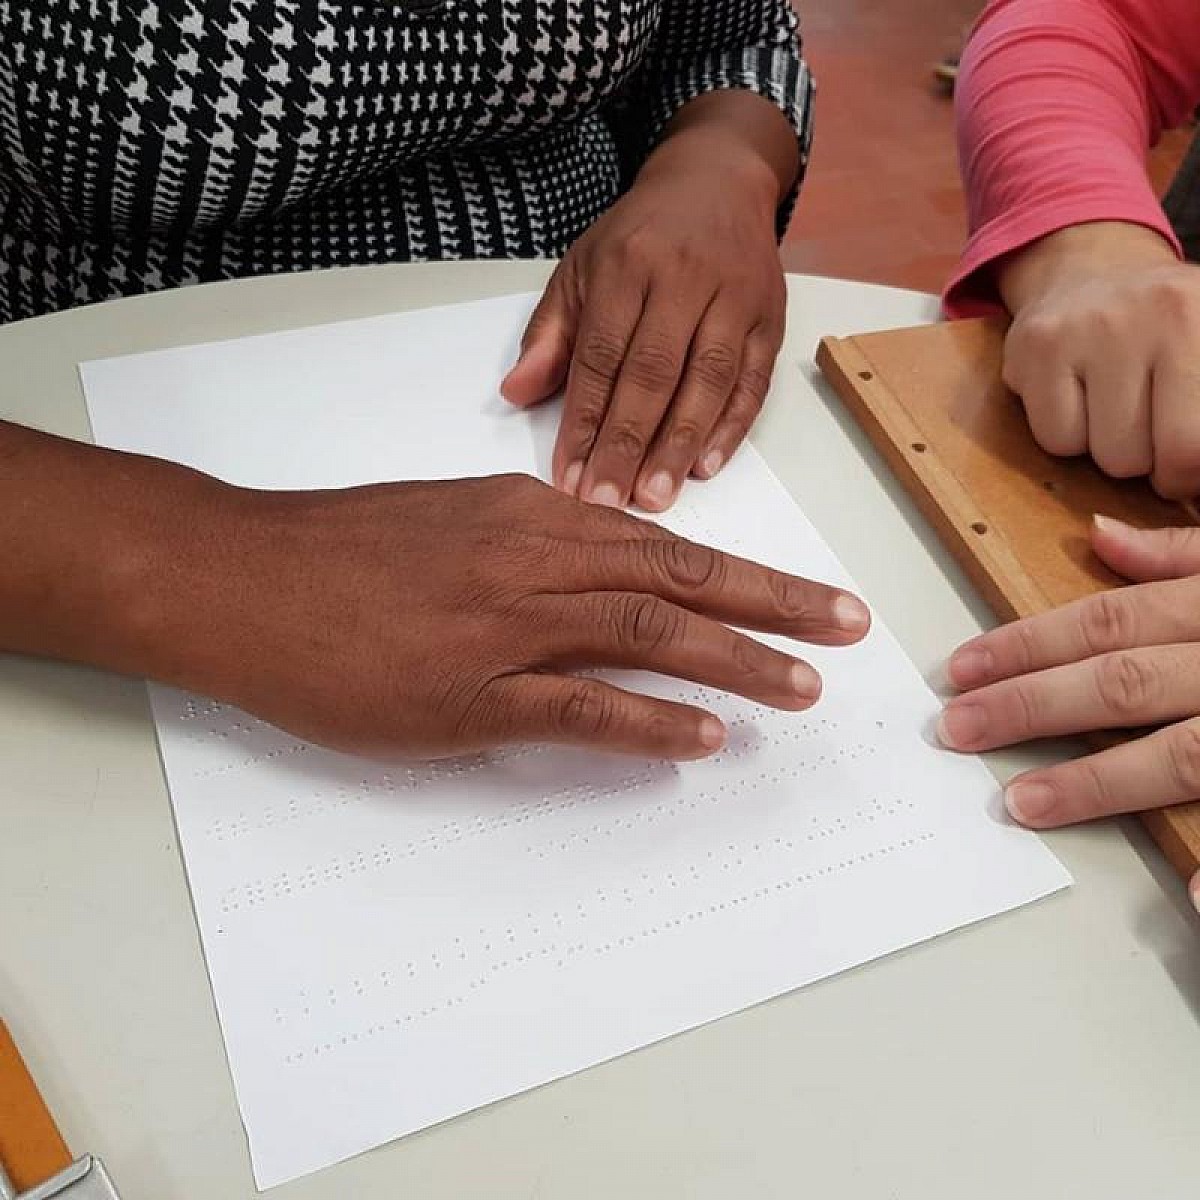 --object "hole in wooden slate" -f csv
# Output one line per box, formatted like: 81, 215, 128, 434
971, 522, 988, 535
911, 442, 927, 453
857, 371, 873, 381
